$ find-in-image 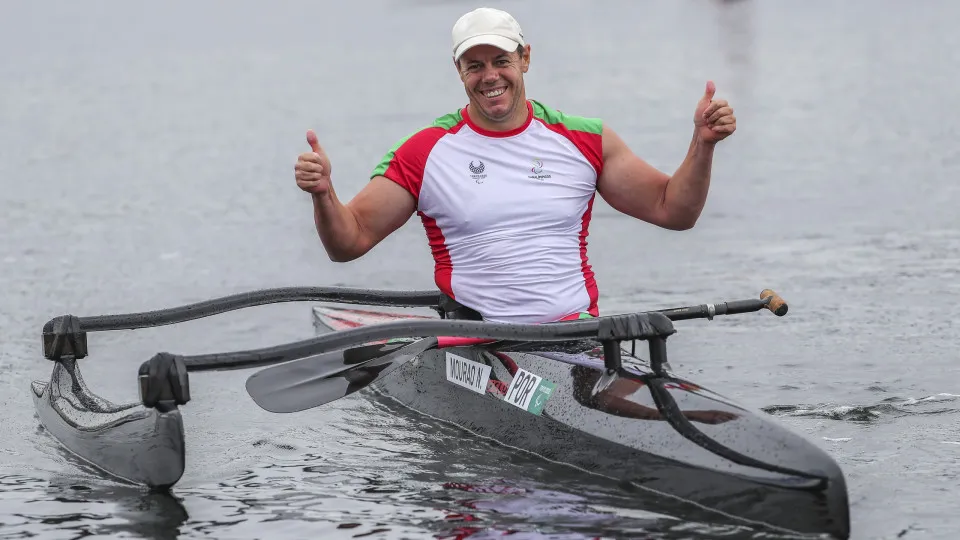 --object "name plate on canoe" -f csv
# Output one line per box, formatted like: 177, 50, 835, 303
445, 353, 491, 395
504, 368, 556, 415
